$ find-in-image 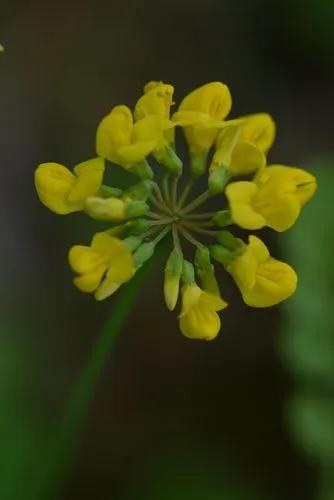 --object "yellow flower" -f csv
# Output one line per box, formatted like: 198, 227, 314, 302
211, 113, 275, 175
135, 81, 174, 121
172, 82, 232, 154
34, 158, 104, 214
226, 165, 317, 231
68, 232, 135, 300
179, 284, 228, 340
226, 235, 297, 307
96, 105, 172, 168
